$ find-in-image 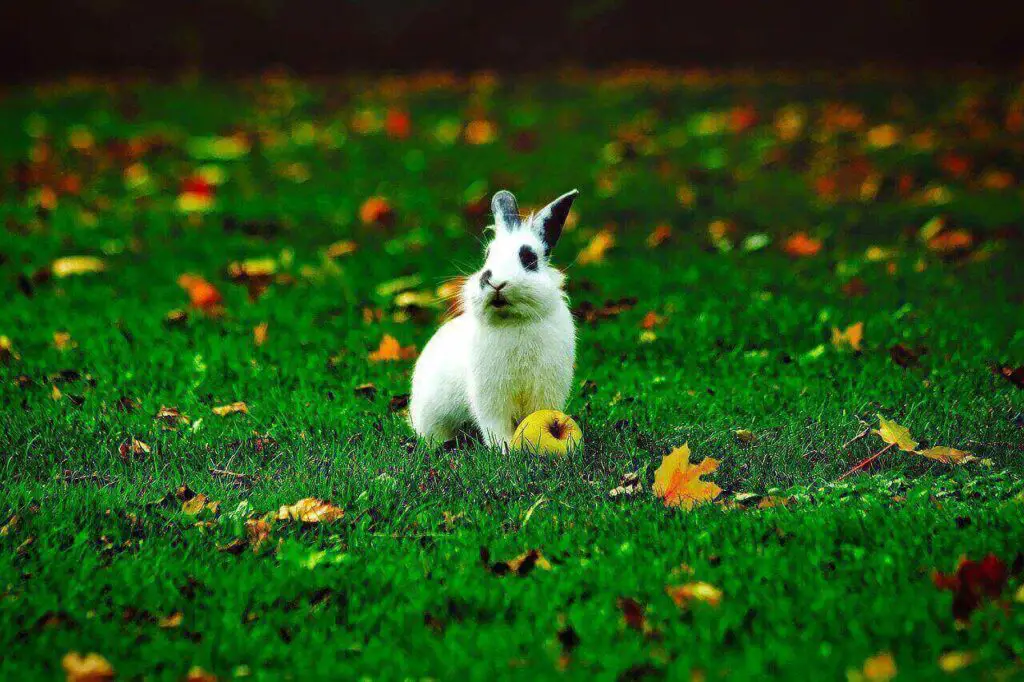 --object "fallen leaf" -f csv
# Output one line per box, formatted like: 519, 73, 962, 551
53, 331, 75, 351
212, 401, 248, 417
609, 472, 642, 499
481, 547, 551, 576
245, 518, 273, 552
917, 446, 975, 465
368, 334, 417, 362
118, 438, 151, 461
933, 553, 1008, 621
464, 119, 497, 145
253, 322, 268, 347
734, 429, 756, 444
277, 498, 344, 524
848, 652, 897, 682
873, 415, 919, 452
325, 240, 358, 258
652, 443, 722, 509
158, 612, 183, 628
928, 229, 973, 254
577, 229, 616, 265
666, 582, 723, 608
52, 256, 106, 278
640, 311, 664, 330
359, 196, 394, 226
937, 651, 975, 673
155, 406, 190, 429
782, 232, 822, 258
0, 335, 19, 363
889, 343, 923, 368
993, 365, 1023, 389
646, 224, 672, 248
181, 493, 219, 517
616, 597, 649, 633
62, 652, 114, 681
185, 667, 217, 682
831, 322, 864, 351
177, 274, 223, 313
